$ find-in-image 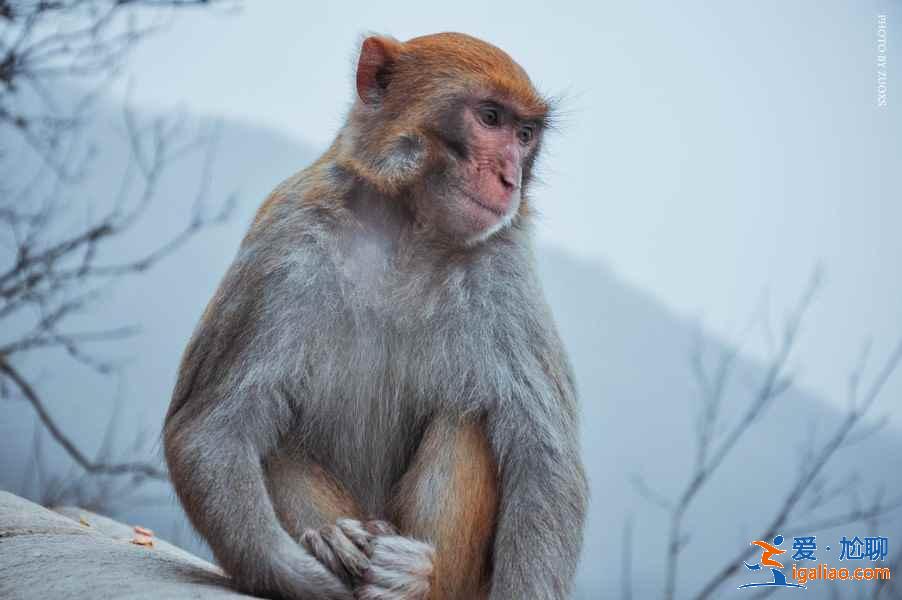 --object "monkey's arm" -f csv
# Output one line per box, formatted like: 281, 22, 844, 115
488, 331, 589, 600
165, 400, 351, 599
163, 238, 353, 600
